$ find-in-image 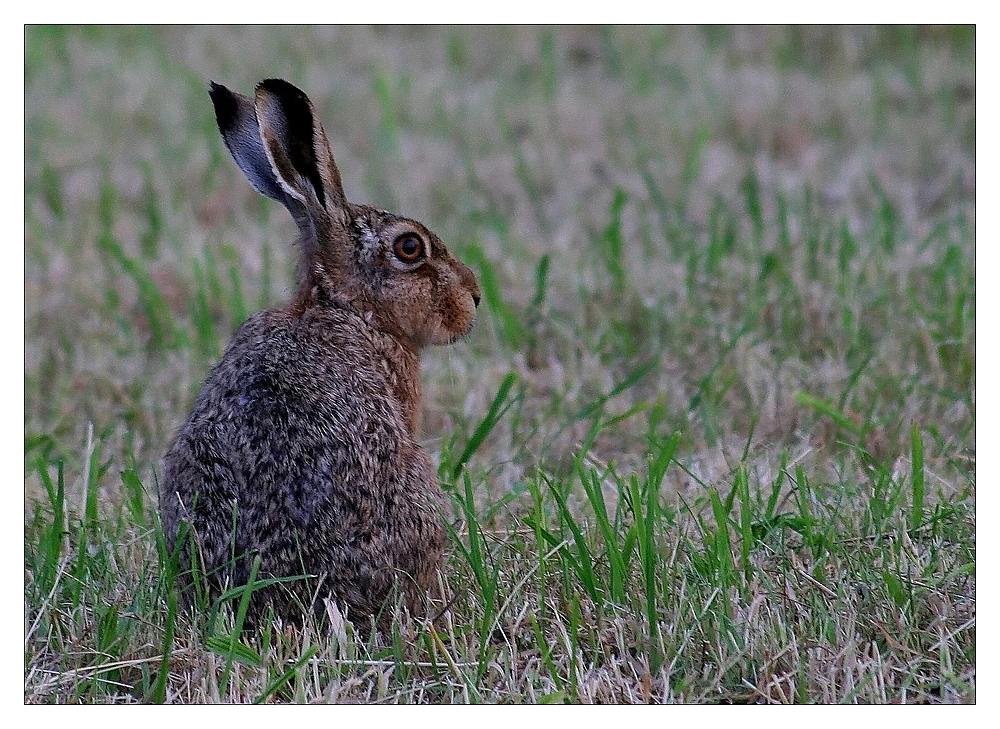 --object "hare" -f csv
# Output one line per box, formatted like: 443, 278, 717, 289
159, 79, 480, 627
